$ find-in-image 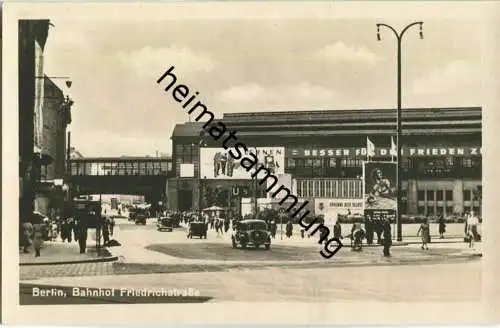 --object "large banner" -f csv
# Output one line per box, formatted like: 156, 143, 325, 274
363, 161, 397, 221
200, 147, 285, 179
287, 146, 482, 158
